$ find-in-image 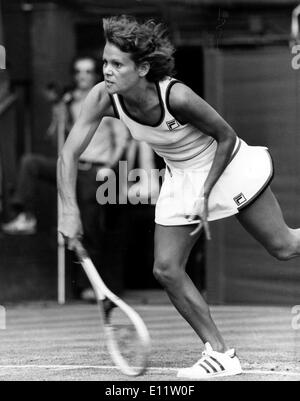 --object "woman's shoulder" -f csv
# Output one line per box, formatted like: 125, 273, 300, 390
88, 81, 110, 102
167, 79, 191, 100
83, 82, 115, 117
163, 78, 196, 120
158, 76, 192, 104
